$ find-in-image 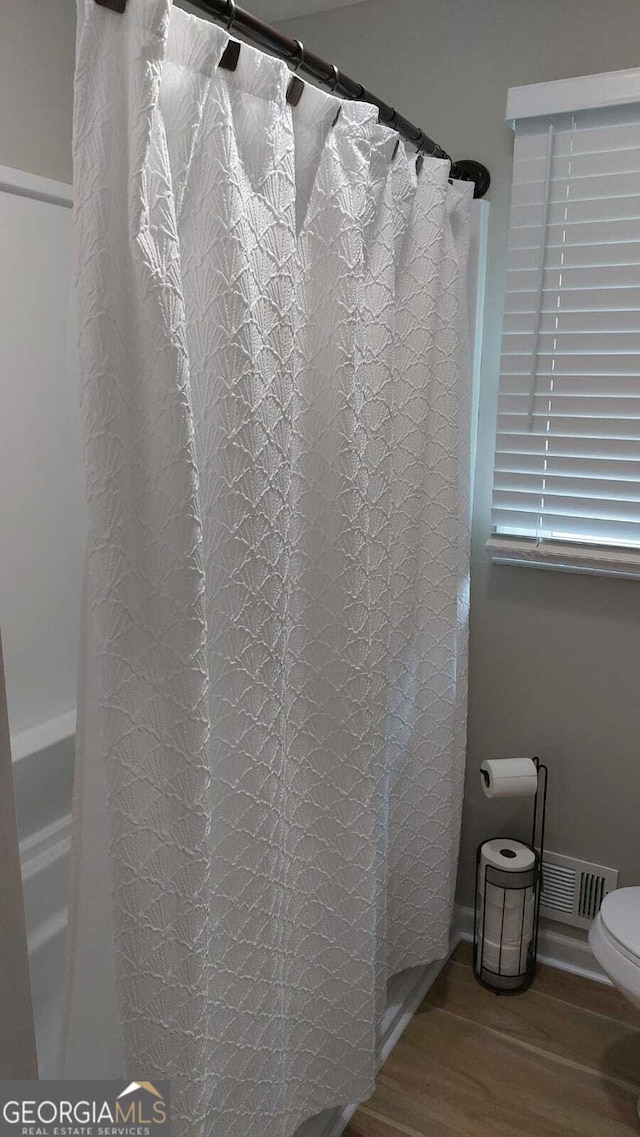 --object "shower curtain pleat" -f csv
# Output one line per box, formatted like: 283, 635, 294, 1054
62, 3, 474, 1136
